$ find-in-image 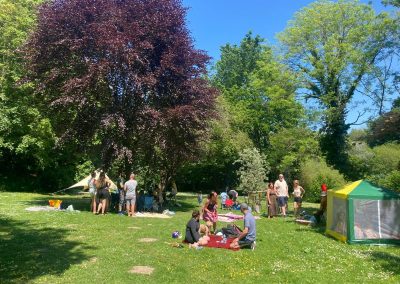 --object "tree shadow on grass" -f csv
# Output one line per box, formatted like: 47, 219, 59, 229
365, 251, 400, 276
295, 225, 326, 236
0, 216, 94, 283
165, 196, 197, 212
